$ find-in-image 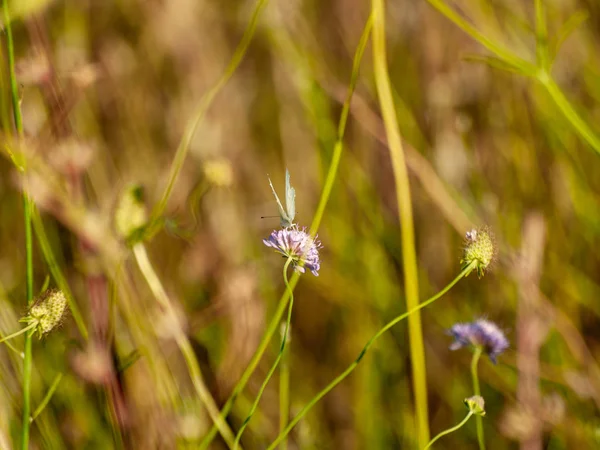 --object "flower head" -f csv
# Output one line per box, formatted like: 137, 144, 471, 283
461, 227, 496, 278
21, 289, 69, 338
263, 226, 322, 276
449, 319, 509, 363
